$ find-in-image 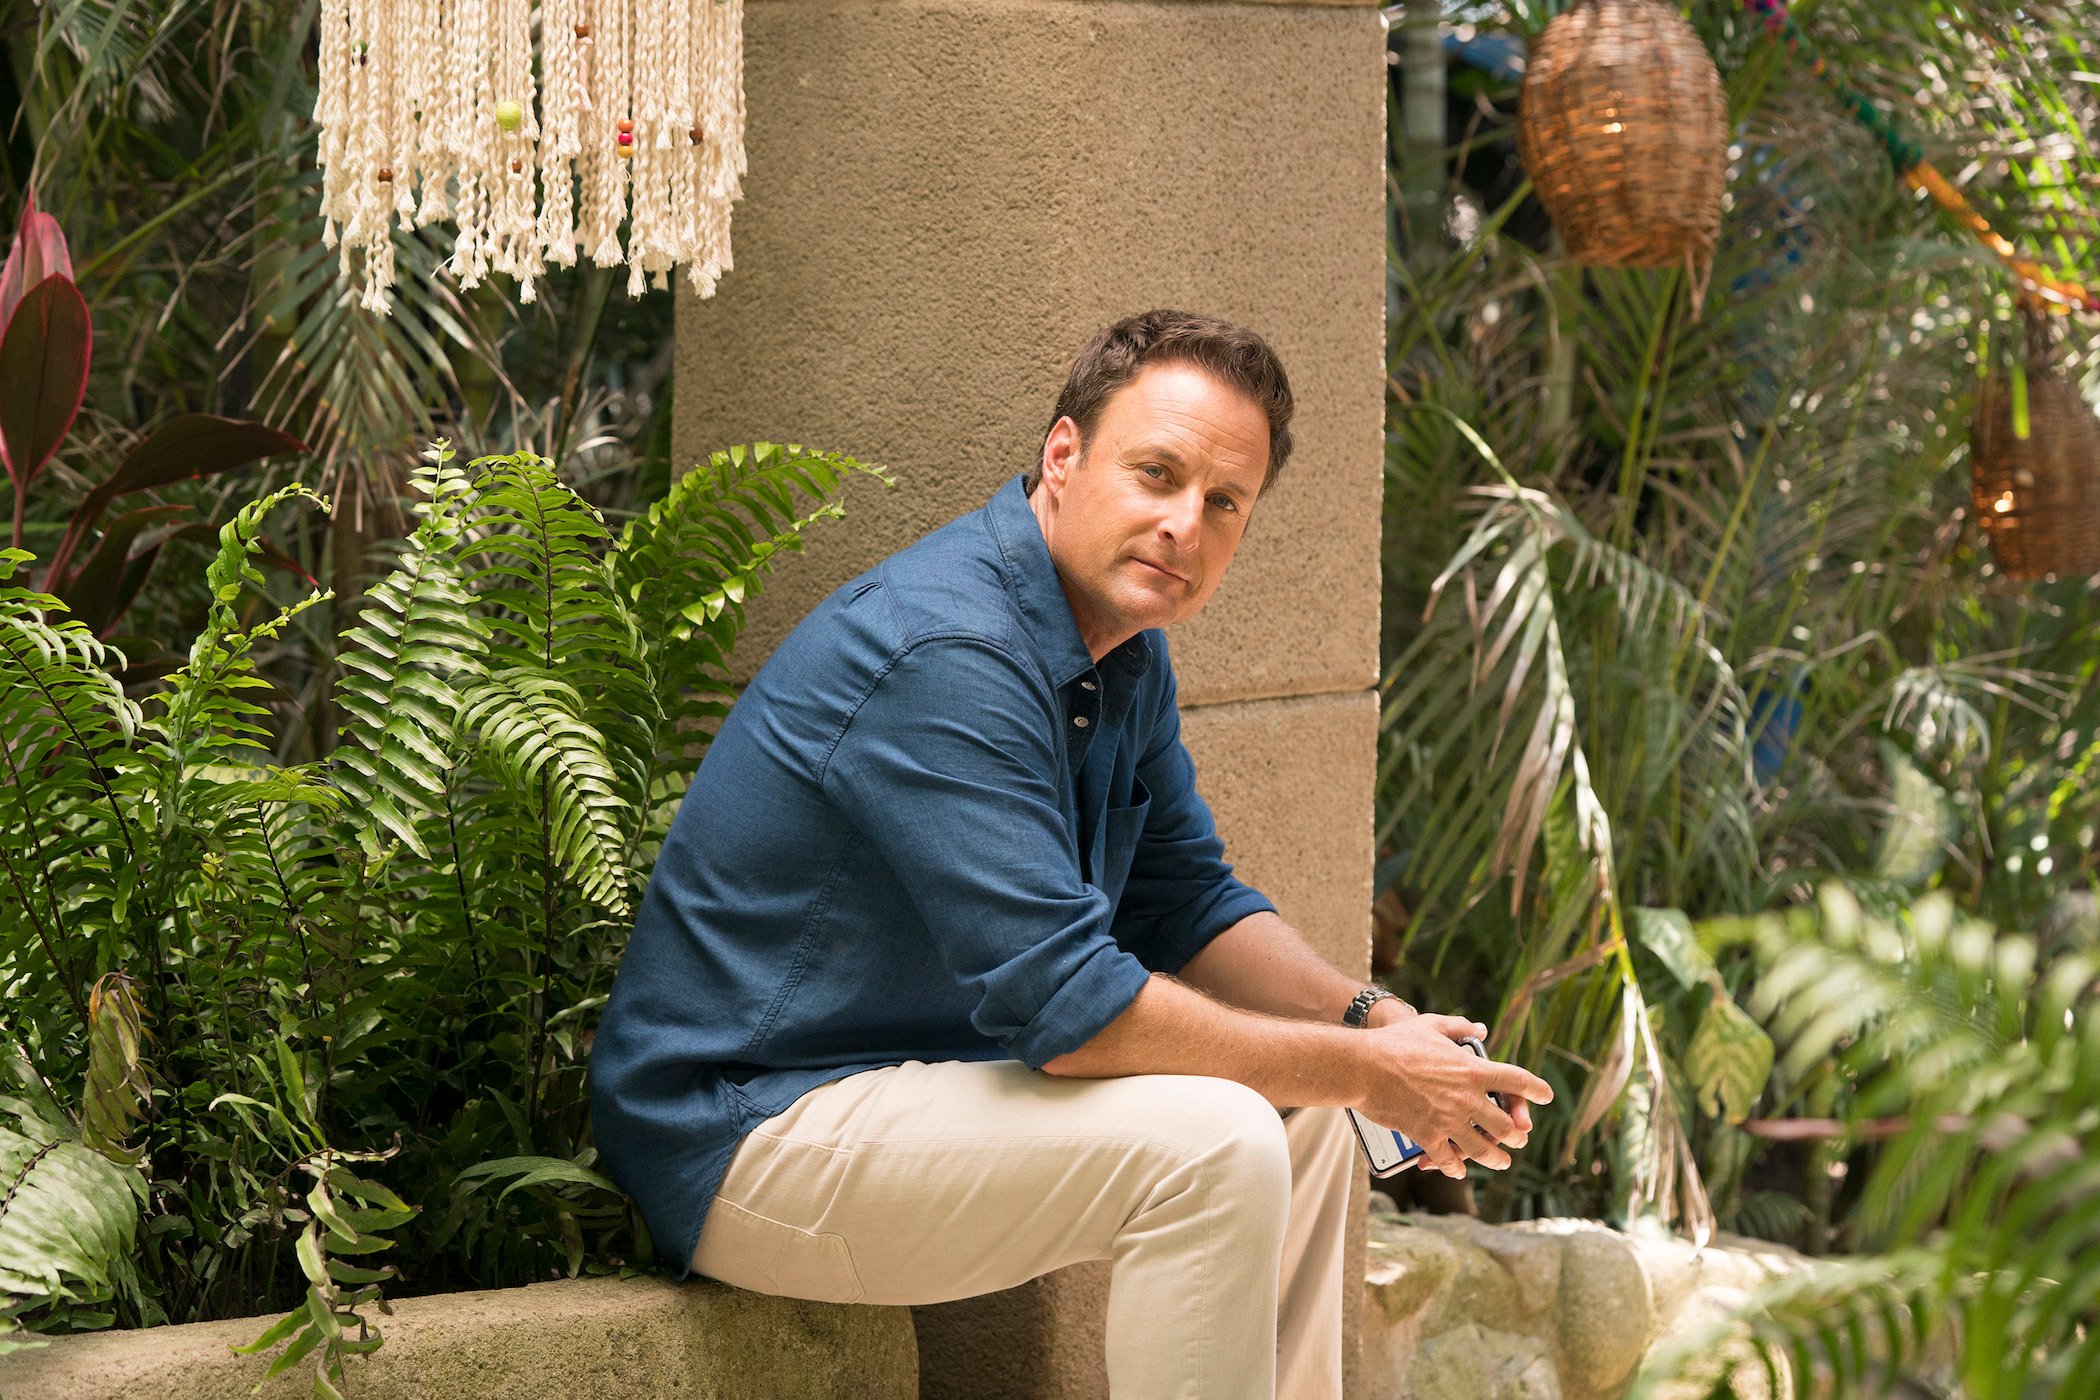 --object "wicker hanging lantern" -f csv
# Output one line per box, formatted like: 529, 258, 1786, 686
1517, 0, 1727, 288
1971, 352, 2100, 580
